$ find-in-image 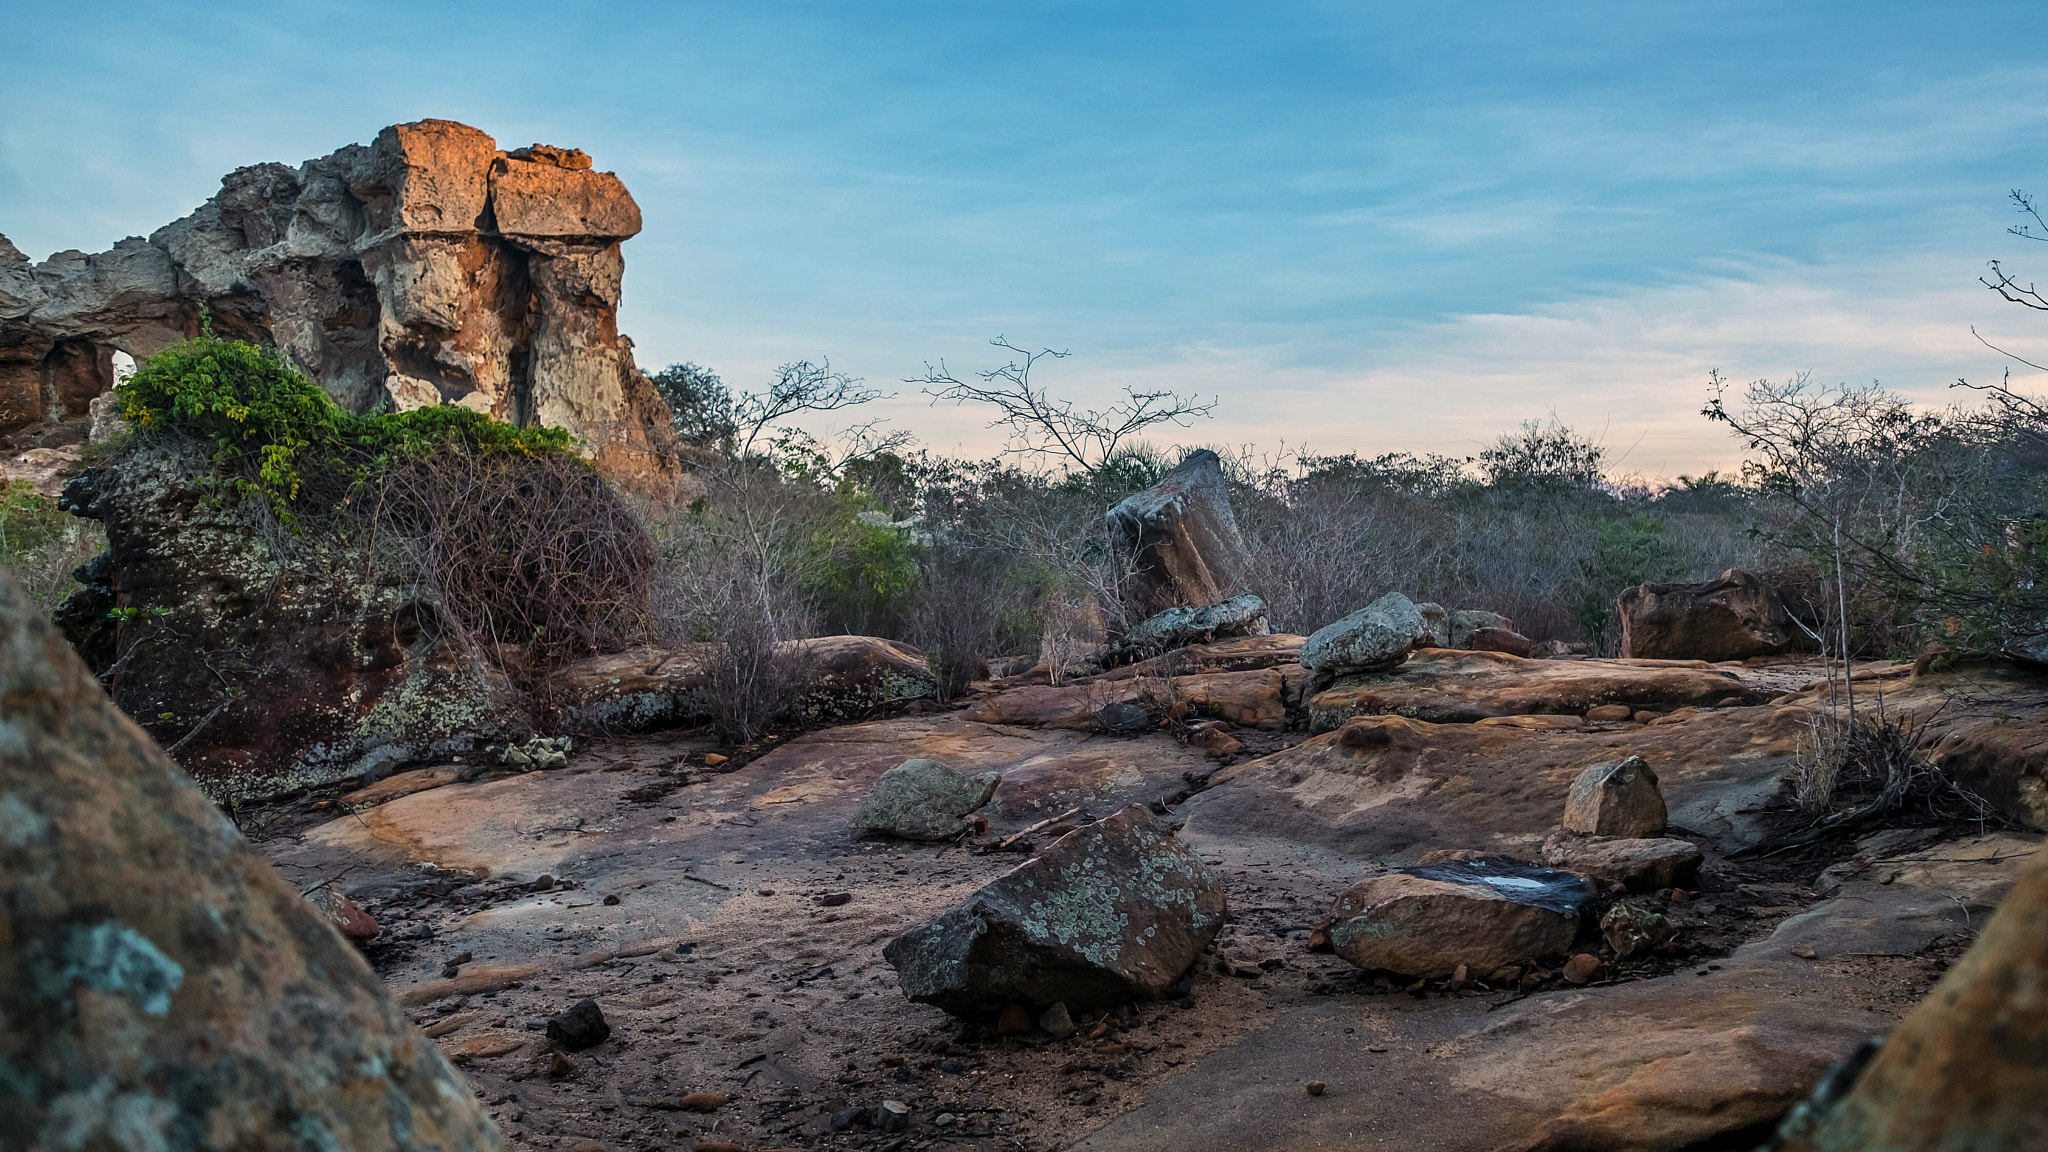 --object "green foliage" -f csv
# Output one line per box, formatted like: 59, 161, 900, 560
1574, 513, 1675, 653
649, 361, 739, 449
119, 334, 578, 523
0, 480, 106, 613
